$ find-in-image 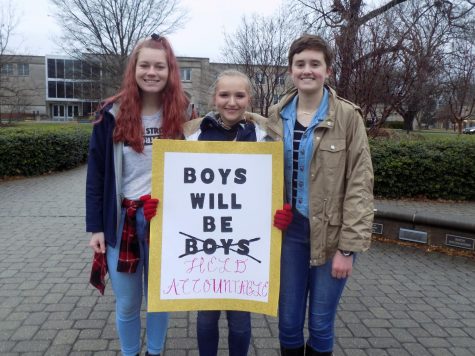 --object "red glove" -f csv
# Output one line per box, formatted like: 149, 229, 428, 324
274, 203, 293, 231
139, 194, 159, 221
